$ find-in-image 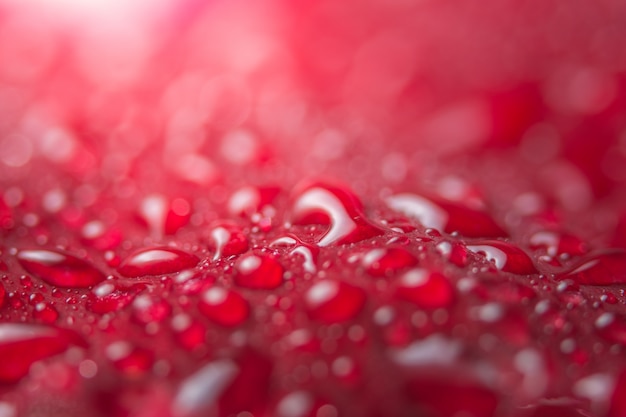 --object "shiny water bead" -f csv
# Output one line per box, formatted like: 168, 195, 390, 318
81, 221, 123, 251
139, 195, 191, 237
467, 241, 537, 275
291, 182, 384, 246
558, 251, 626, 285
207, 221, 249, 261
132, 295, 172, 324
595, 313, 626, 345
172, 316, 206, 351
362, 247, 418, 277
198, 287, 249, 327
305, 280, 366, 323
386, 193, 506, 237
234, 253, 283, 289
17, 249, 106, 288
106, 342, 154, 376
395, 269, 455, 309
0, 323, 83, 383
33, 302, 59, 324
228, 186, 281, 217
118, 247, 200, 277
529, 231, 588, 257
